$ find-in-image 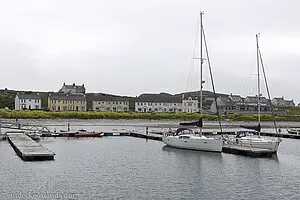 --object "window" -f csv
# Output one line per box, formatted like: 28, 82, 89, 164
179, 135, 190, 139
138, 108, 141, 111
